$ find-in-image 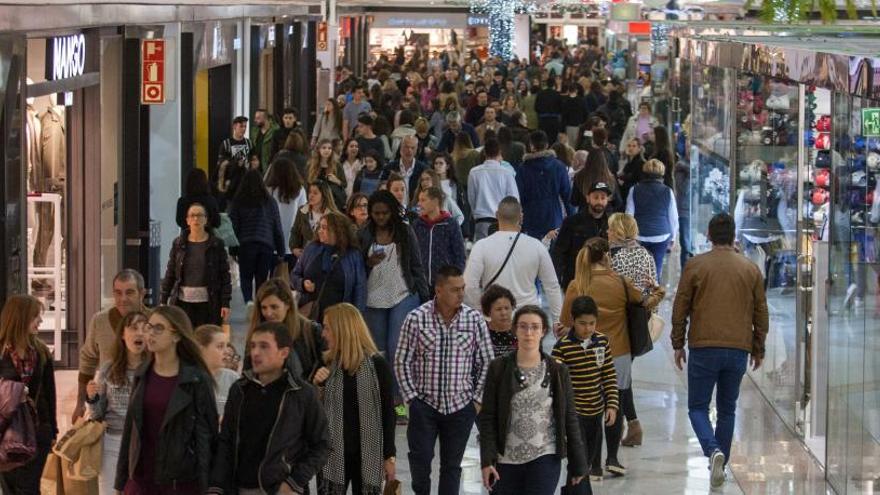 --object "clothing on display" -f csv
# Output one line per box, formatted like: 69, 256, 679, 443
31, 104, 67, 293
